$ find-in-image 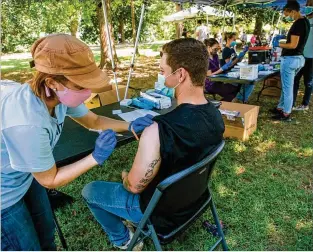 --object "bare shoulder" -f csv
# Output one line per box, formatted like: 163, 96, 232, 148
140, 122, 159, 141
